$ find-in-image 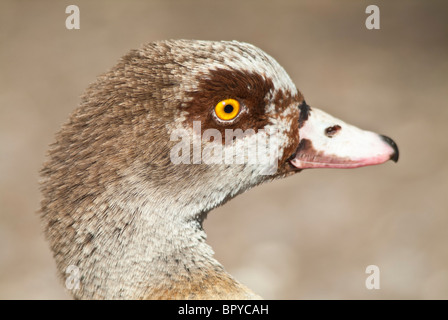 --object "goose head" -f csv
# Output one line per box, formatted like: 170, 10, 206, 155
40, 40, 398, 299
